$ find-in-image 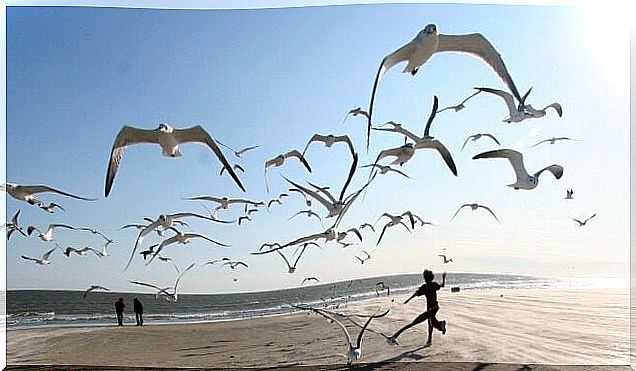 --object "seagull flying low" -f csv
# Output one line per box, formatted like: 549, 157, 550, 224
375, 282, 390, 296
531, 137, 576, 148
572, 213, 596, 227
451, 203, 501, 224
105, 123, 246, 197
472, 149, 563, 190
439, 254, 453, 264
2, 183, 96, 206
461, 133, 501, 151
302, 277, 320, 285
83, 285, 110, 298
372, 96, 457, 176
129, 262, 195, 302
21, 246, 58, 265
366, 23, 524, 149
